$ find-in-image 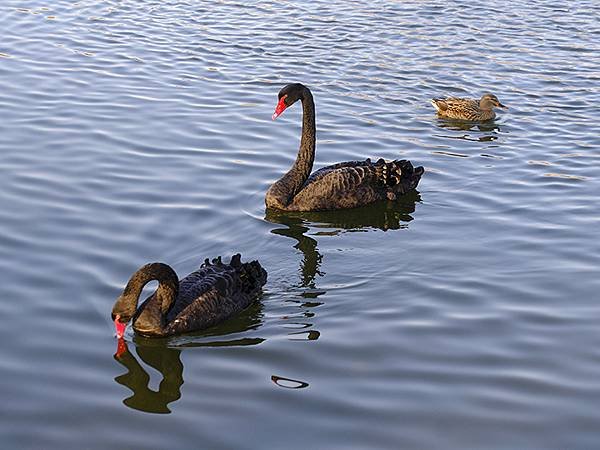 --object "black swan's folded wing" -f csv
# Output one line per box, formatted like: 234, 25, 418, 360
289, 159, 421, 211
164, 256, 266, 334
